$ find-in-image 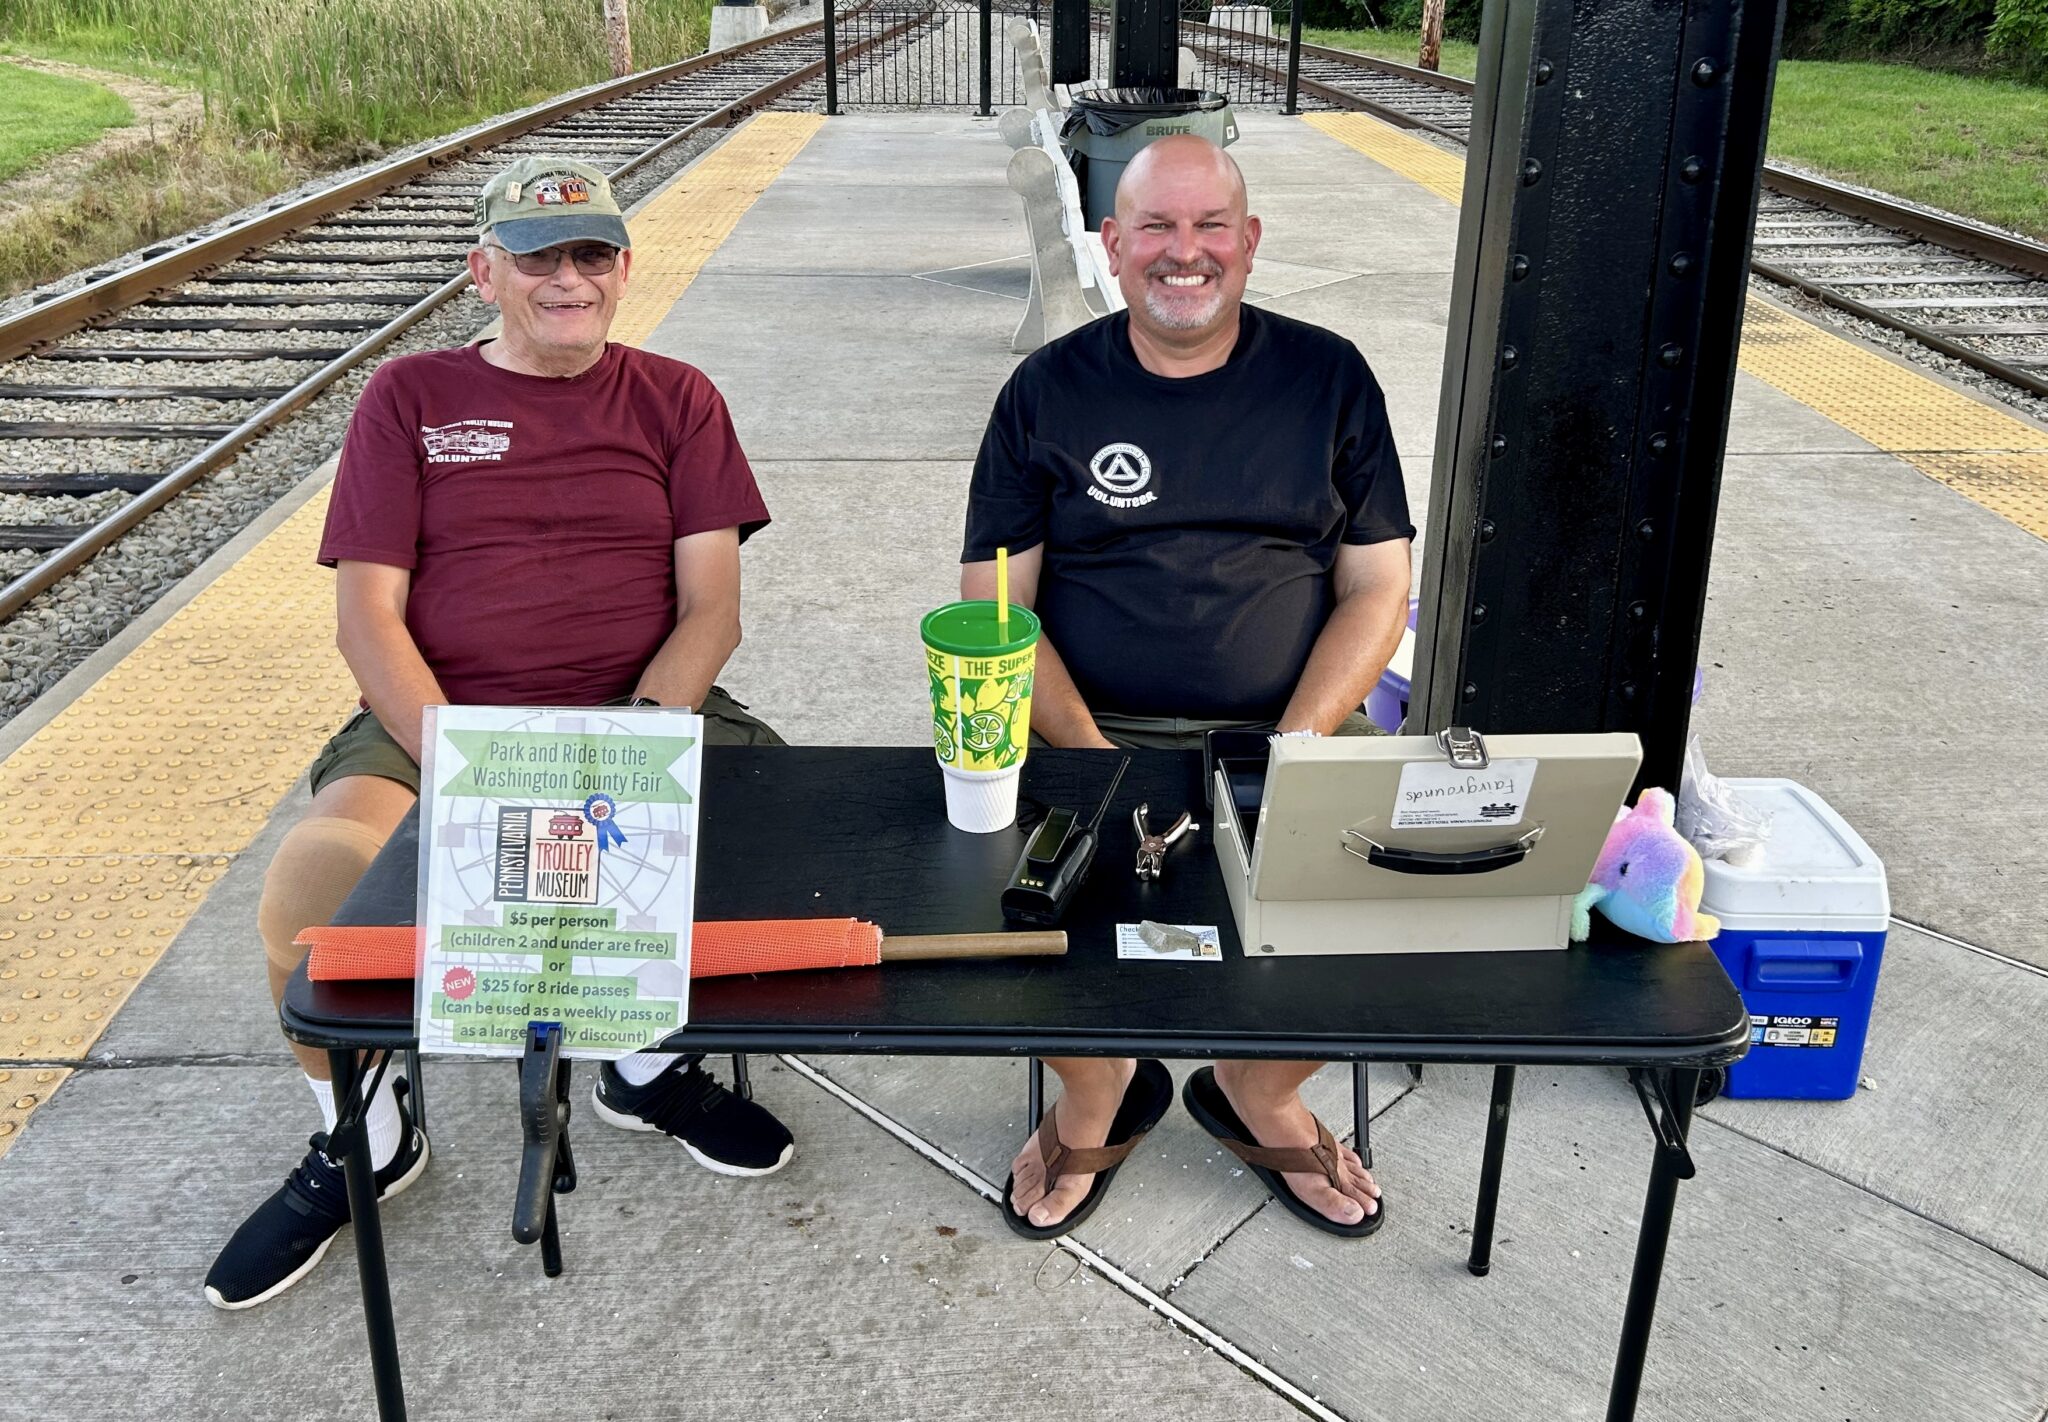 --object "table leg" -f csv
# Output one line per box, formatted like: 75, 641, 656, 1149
1027, 1057, 1044, 1129
331, 1048, 408, 1422
1605, 1066, 1701, 1422
1466, 1064, 1516, 1277
1352, 1062, 1373, 1170
404, 1048, 426, 1132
